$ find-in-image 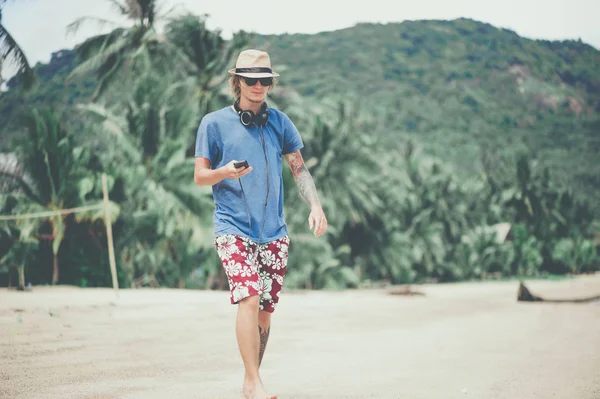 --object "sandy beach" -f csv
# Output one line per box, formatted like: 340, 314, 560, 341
1, 274, 599, 399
